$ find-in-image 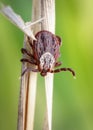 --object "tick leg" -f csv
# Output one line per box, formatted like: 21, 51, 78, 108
21, 68, 39, 76
56, 36, 62, 46
20, 58, 37, 65
51, 67, 75, 77
55, 62, 62, 67
28, 37, 33, 48
21, 48, 34, 58
21, 48, 37, 63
